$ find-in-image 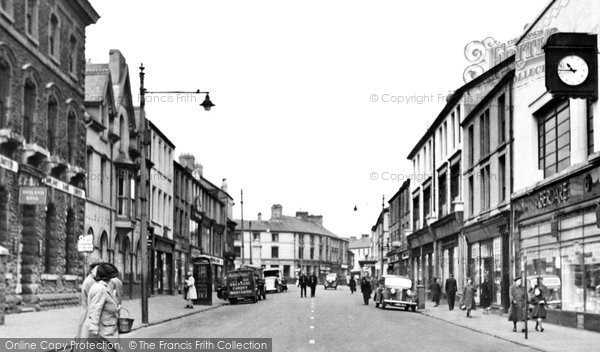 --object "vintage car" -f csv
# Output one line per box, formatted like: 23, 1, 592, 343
263, 268, 284, 293
323, 273, 338, 290
373, 275, 418, 311
239, 264, 266, 300
225, 269, 260, 304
